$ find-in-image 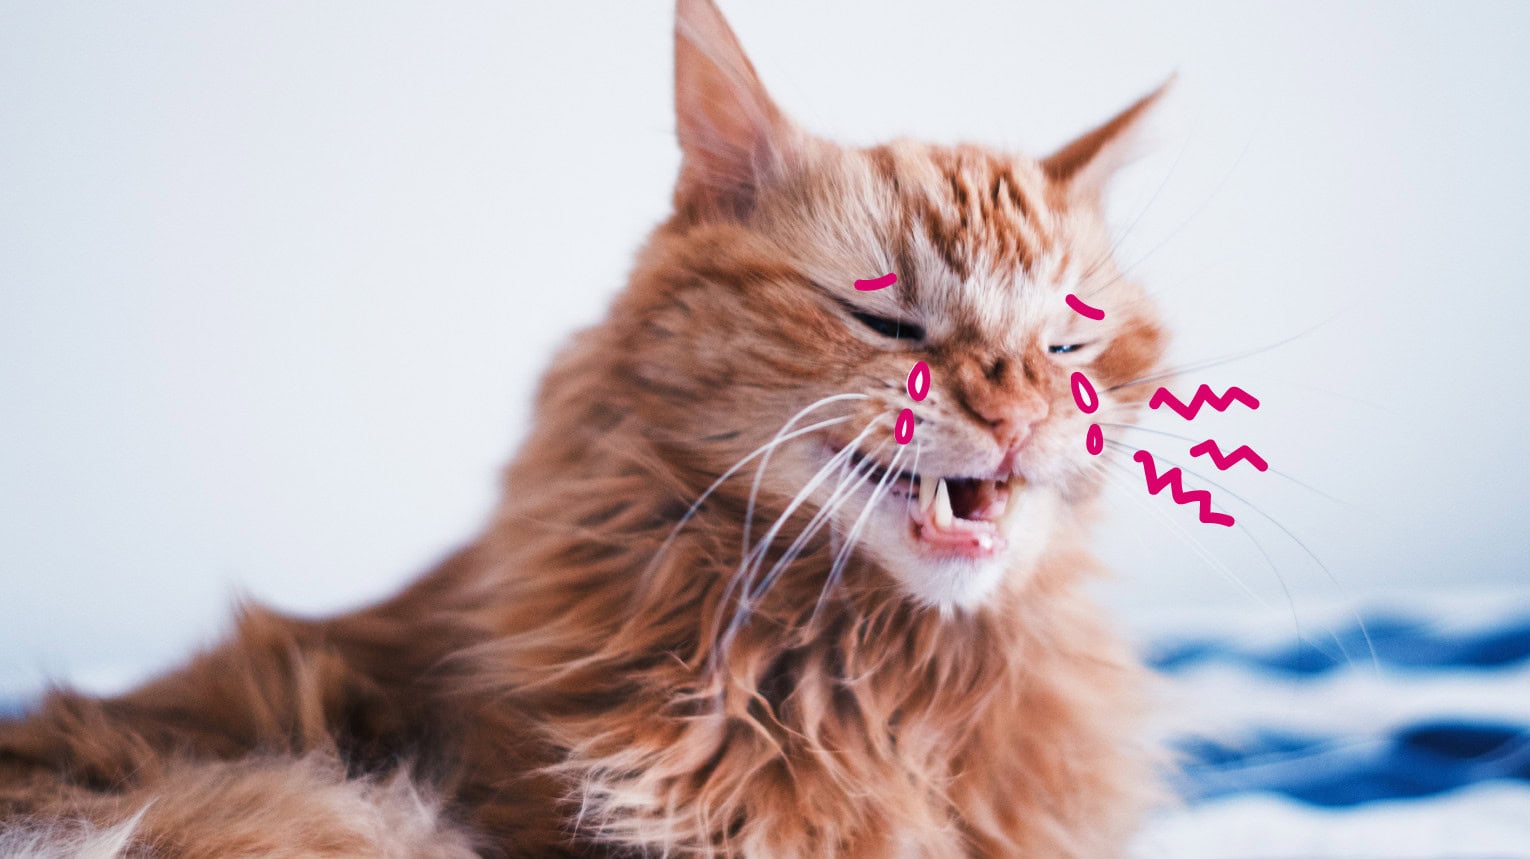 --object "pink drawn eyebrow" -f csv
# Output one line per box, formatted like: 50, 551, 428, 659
855, 272, 898, 291
1064, 293, 1105, 320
